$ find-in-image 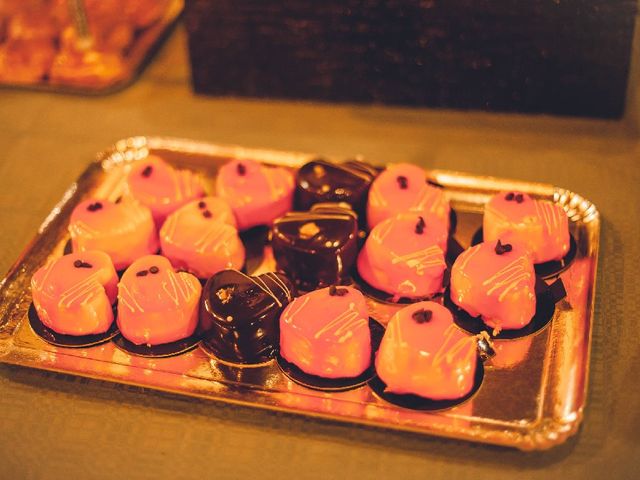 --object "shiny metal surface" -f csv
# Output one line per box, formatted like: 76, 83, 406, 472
0, 136, 600, 450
